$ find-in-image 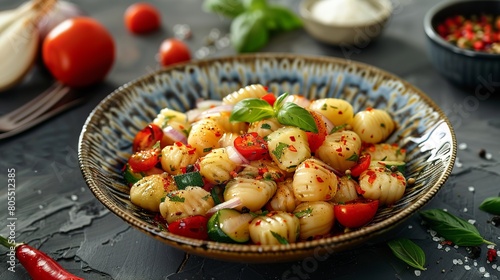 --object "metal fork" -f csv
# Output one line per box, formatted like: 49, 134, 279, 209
0, 83, 87, 140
